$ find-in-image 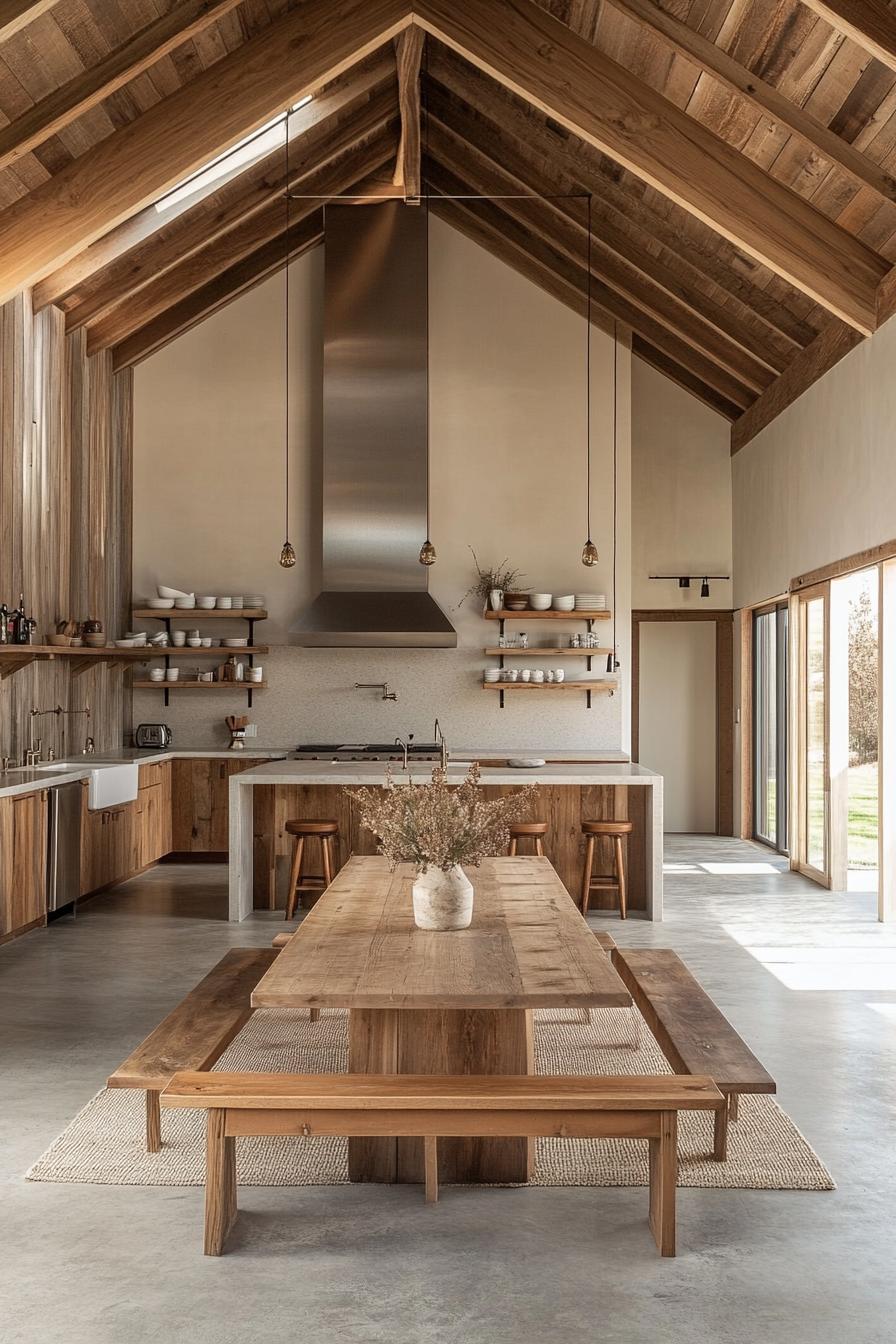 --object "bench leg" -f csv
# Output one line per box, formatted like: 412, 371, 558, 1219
205, 1109, 237, 1256
309, 1008, 320, 1023
145, 1090, 162, 1154
713, 1101, 729, 1162
728, 1093, 739, 1122
648, 1110, 677, 1257
424, 1136, 439, 1204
